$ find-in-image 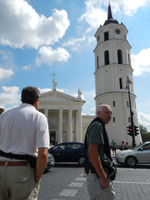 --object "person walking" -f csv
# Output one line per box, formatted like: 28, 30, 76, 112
0, 86, 50, 200
111, 139, 117, 156
85, 104, 116, 200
